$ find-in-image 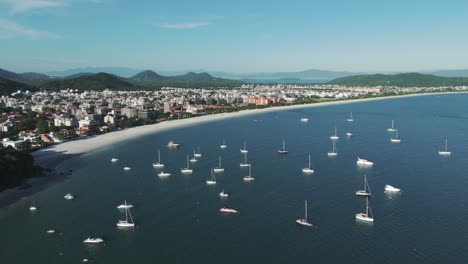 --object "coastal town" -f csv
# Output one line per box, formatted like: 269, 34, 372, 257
1, 83, 467, 151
